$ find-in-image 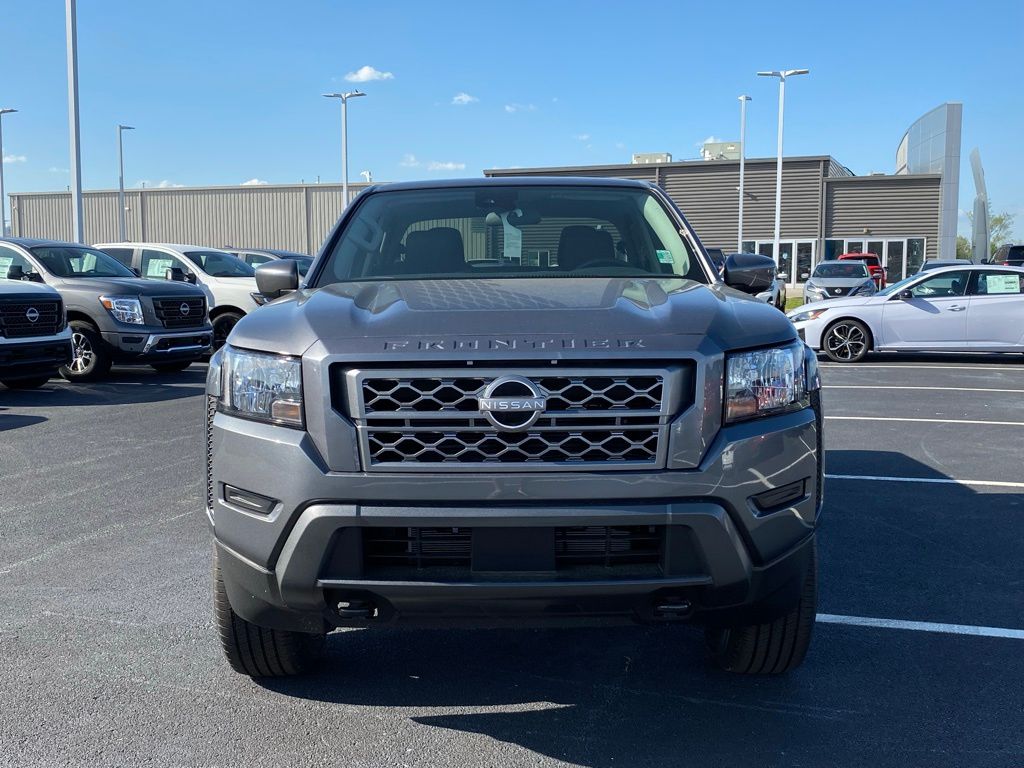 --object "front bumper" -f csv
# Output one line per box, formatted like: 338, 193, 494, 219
209, 399, 823, 632
101, 327, 212, 362
0, 331, 73, 379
